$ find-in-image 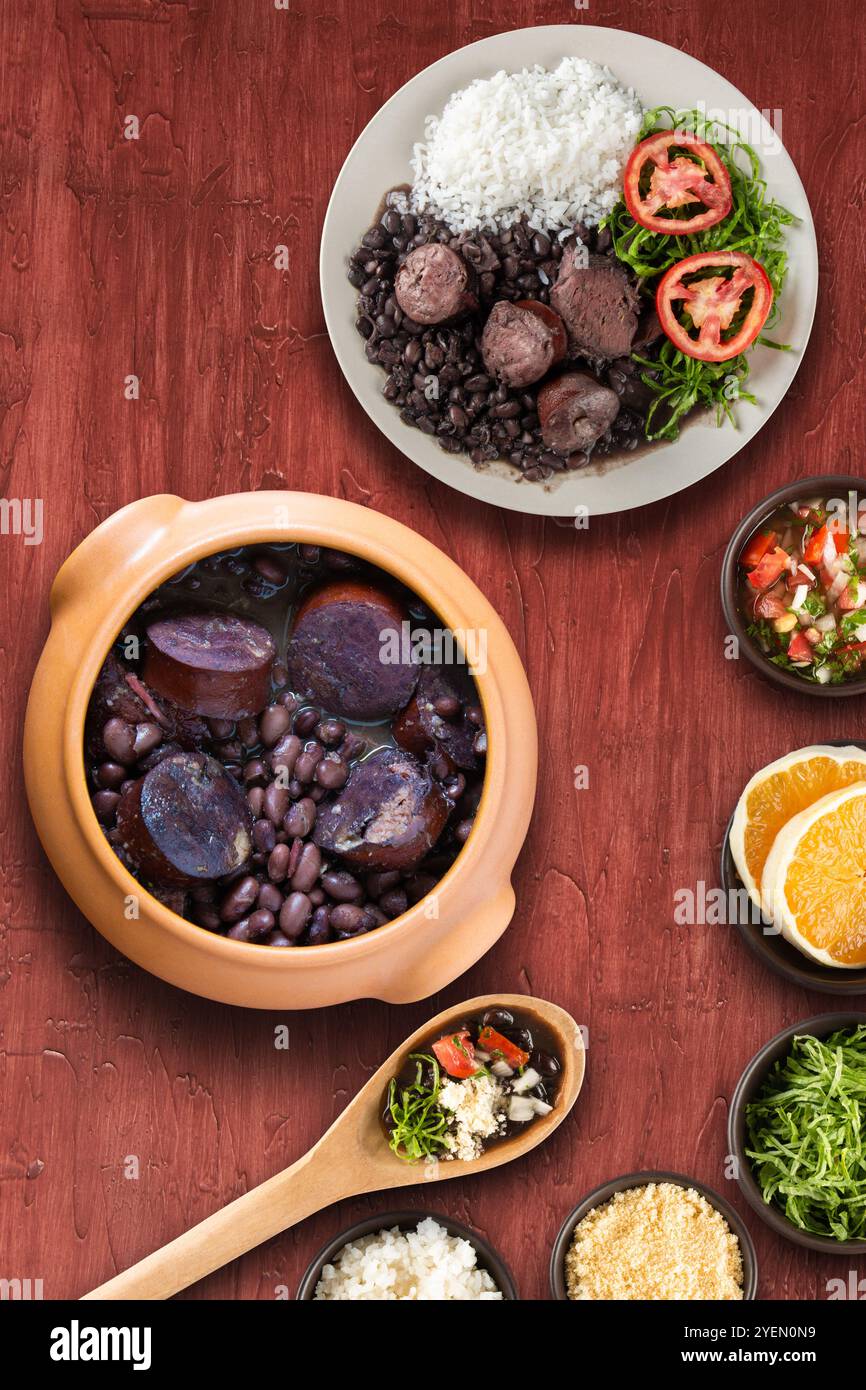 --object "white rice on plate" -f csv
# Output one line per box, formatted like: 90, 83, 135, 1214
409, 57, 642, 233
313, 1217, 503, 1300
